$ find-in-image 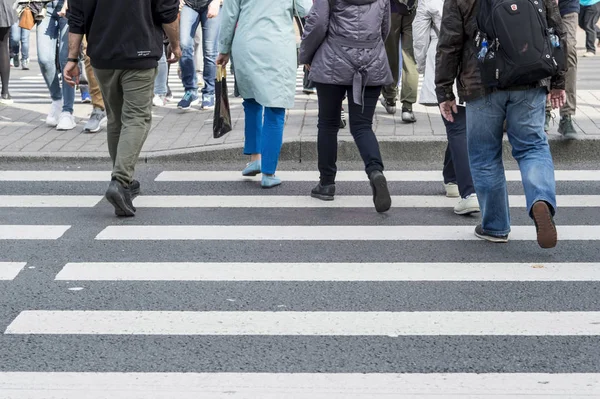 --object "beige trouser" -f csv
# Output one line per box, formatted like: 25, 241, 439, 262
82, 37, 105, 111
546, 12, 577, 116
